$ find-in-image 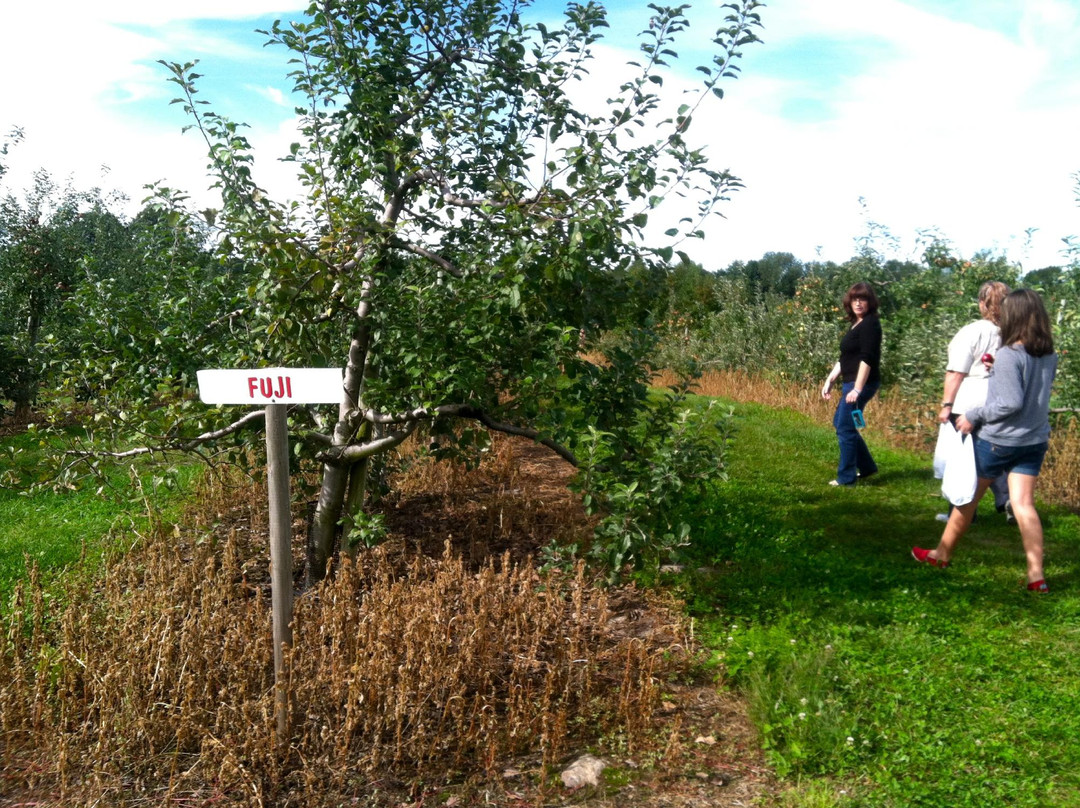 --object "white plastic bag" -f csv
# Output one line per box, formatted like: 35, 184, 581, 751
941, 431, 977, 506
932, 423, 954, 479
